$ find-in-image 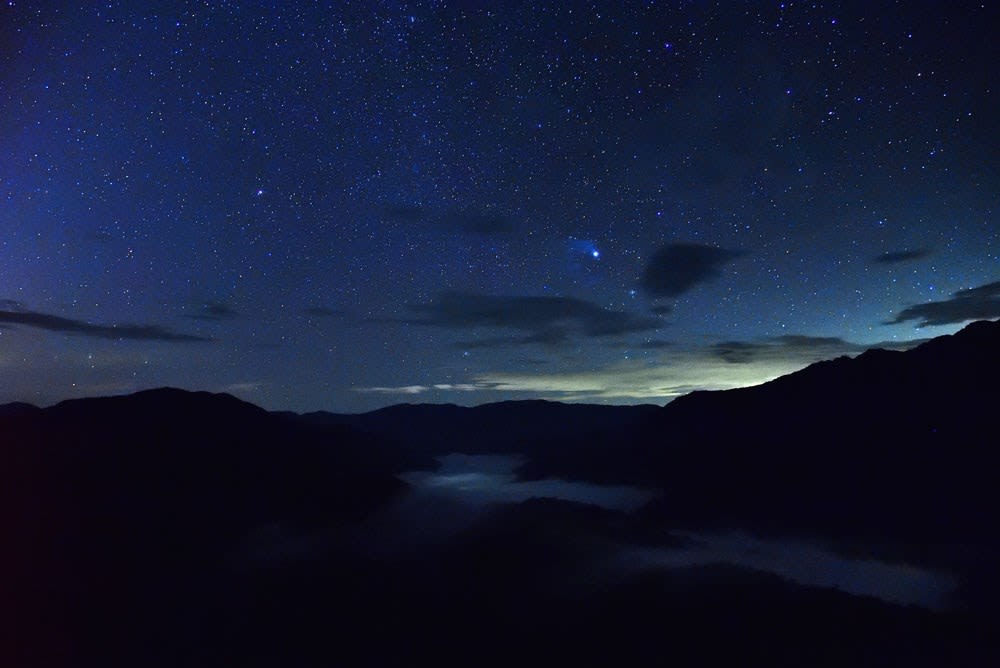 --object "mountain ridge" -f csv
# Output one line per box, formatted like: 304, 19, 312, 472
519, 318, 1000, 547
2, 319, 998, 666
6, 320, 994, 419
